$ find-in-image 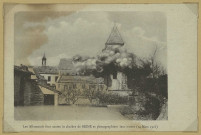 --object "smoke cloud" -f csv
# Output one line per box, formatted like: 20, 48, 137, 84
14, 11, 76, 66
73, 46, 139, 75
